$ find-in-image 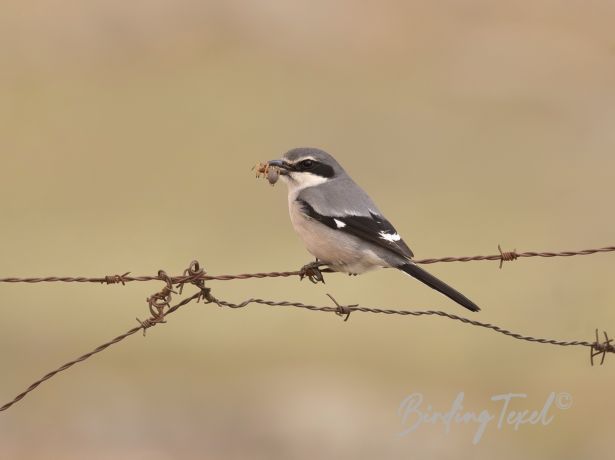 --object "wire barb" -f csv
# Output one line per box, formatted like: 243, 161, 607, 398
103, 272, 131, 285
590, 329, 615, 366
179, 260, 215, 304
142, 270, 175, 334
498, 245, 518, 269
139, 262, 211, 336
326, 293, 356, 321
135, 316, 163, 336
